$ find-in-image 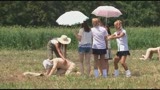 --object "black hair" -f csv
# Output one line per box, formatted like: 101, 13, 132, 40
81, 21, 91, 32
